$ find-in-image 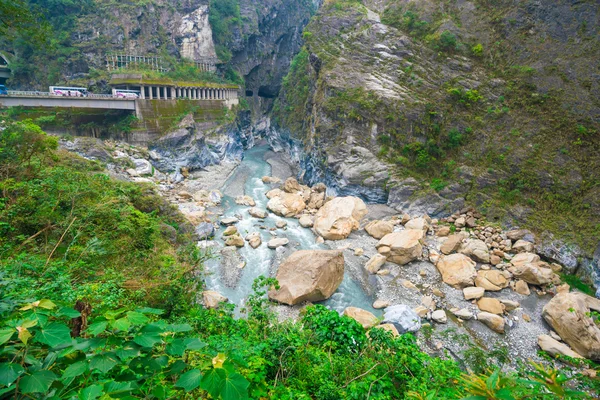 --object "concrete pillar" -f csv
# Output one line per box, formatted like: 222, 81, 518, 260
149, 86, 153, 100
140, 86, 145, 99
156, 87, 161, 100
